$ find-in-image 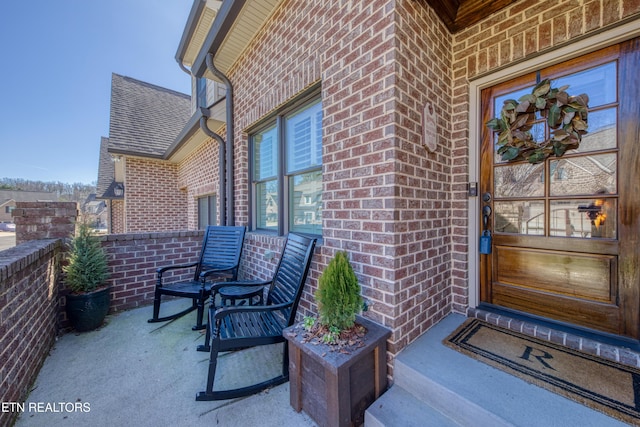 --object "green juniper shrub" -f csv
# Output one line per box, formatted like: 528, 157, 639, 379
63, 222, 110, 293
315, 251, 362, 332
